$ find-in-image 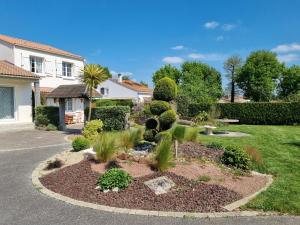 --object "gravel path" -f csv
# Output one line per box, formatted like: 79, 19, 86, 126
0, 130, 299, 225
